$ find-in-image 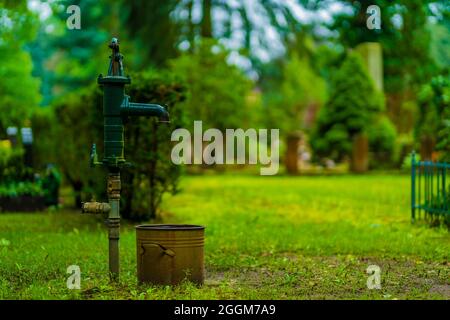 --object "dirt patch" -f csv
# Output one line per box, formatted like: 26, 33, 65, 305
429, 284, 450, 298
203, 254, 450, 299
